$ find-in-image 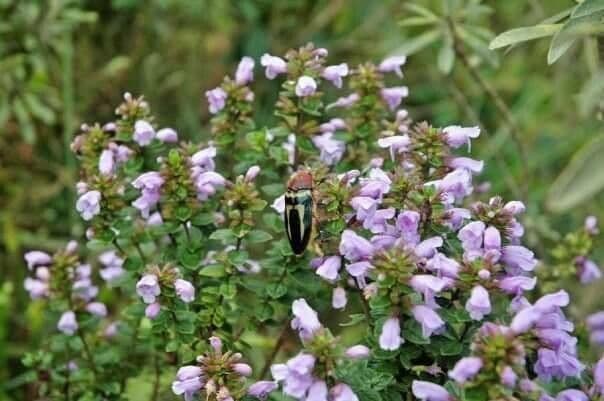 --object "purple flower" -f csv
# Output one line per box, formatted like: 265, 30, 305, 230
209, 336, 222, 353
86, 302, 107, 317
396, 210, 421, 245
174, 279, 195, 303
191, 146, 217, 171
359, 168, 391, 199
345, 345, 370, 359
232, 363, 252, 377
412, 305, 445, 338
500, 366, 517, 388
291, 299, 322, 339
498, 276, 537, 295
133, 120, 155, 146
585, 215, 599, 235
260, 54, 287, 79
312, 132, 345, 165
339, 230, 375, 262
133, 171, 164, 192
443, 125, 480, 149
345, 261, 373, 278
587, 311, 604, 330
504, 200, 526, 215
594, 357, 604, 391
307, 380, 327, 401
156, 128, 178, 143
76, 190, 101, 221
271, 353, 315, 398
426, 253, 460, 278
244, 165, 261, 182
24, 278, 49, 299
410, 275, 449, 306
147, 211, 163, 226
579, 259, 601, 284
412, 380, 451, 401
465, 285, 491, 320
24, 251, 52, 270
502, 245, 537, 272
510, 306, 542, 334
332, 287, 348, 310
57, 311, 78, 335
205, 87, 228, 114
379, 317, 402, 351
235, 56, 255, 85
448, 157, 484, 174
350, 196, 378, 223
414, 237, 443, 259
145, 302, 161, 319
327, 93, 360, 109
99, 149, 114, 176
429, 169, 473, 205
322, 63, 348, 88
172, 366, 204, 400
248, 381, 278, 399
378, 55, 407, 77
295, 76, 317, 97
448, 357, 483, 383
555, 389, 588, 401
272, 195, 285, 214
136, 274, 161, 304
381, 86, 409, 110
330, 383, 359, 401
534, 290, 569, 313
377, 135, 410, 161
